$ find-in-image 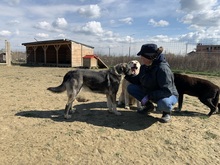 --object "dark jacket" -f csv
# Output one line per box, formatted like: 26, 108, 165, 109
125, 54, 178, 102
